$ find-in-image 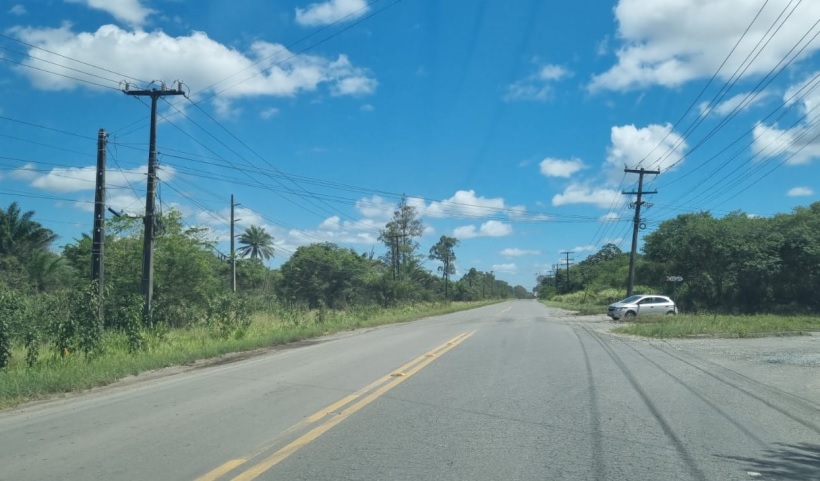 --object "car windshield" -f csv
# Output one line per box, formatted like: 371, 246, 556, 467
619, 295, 644, 304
